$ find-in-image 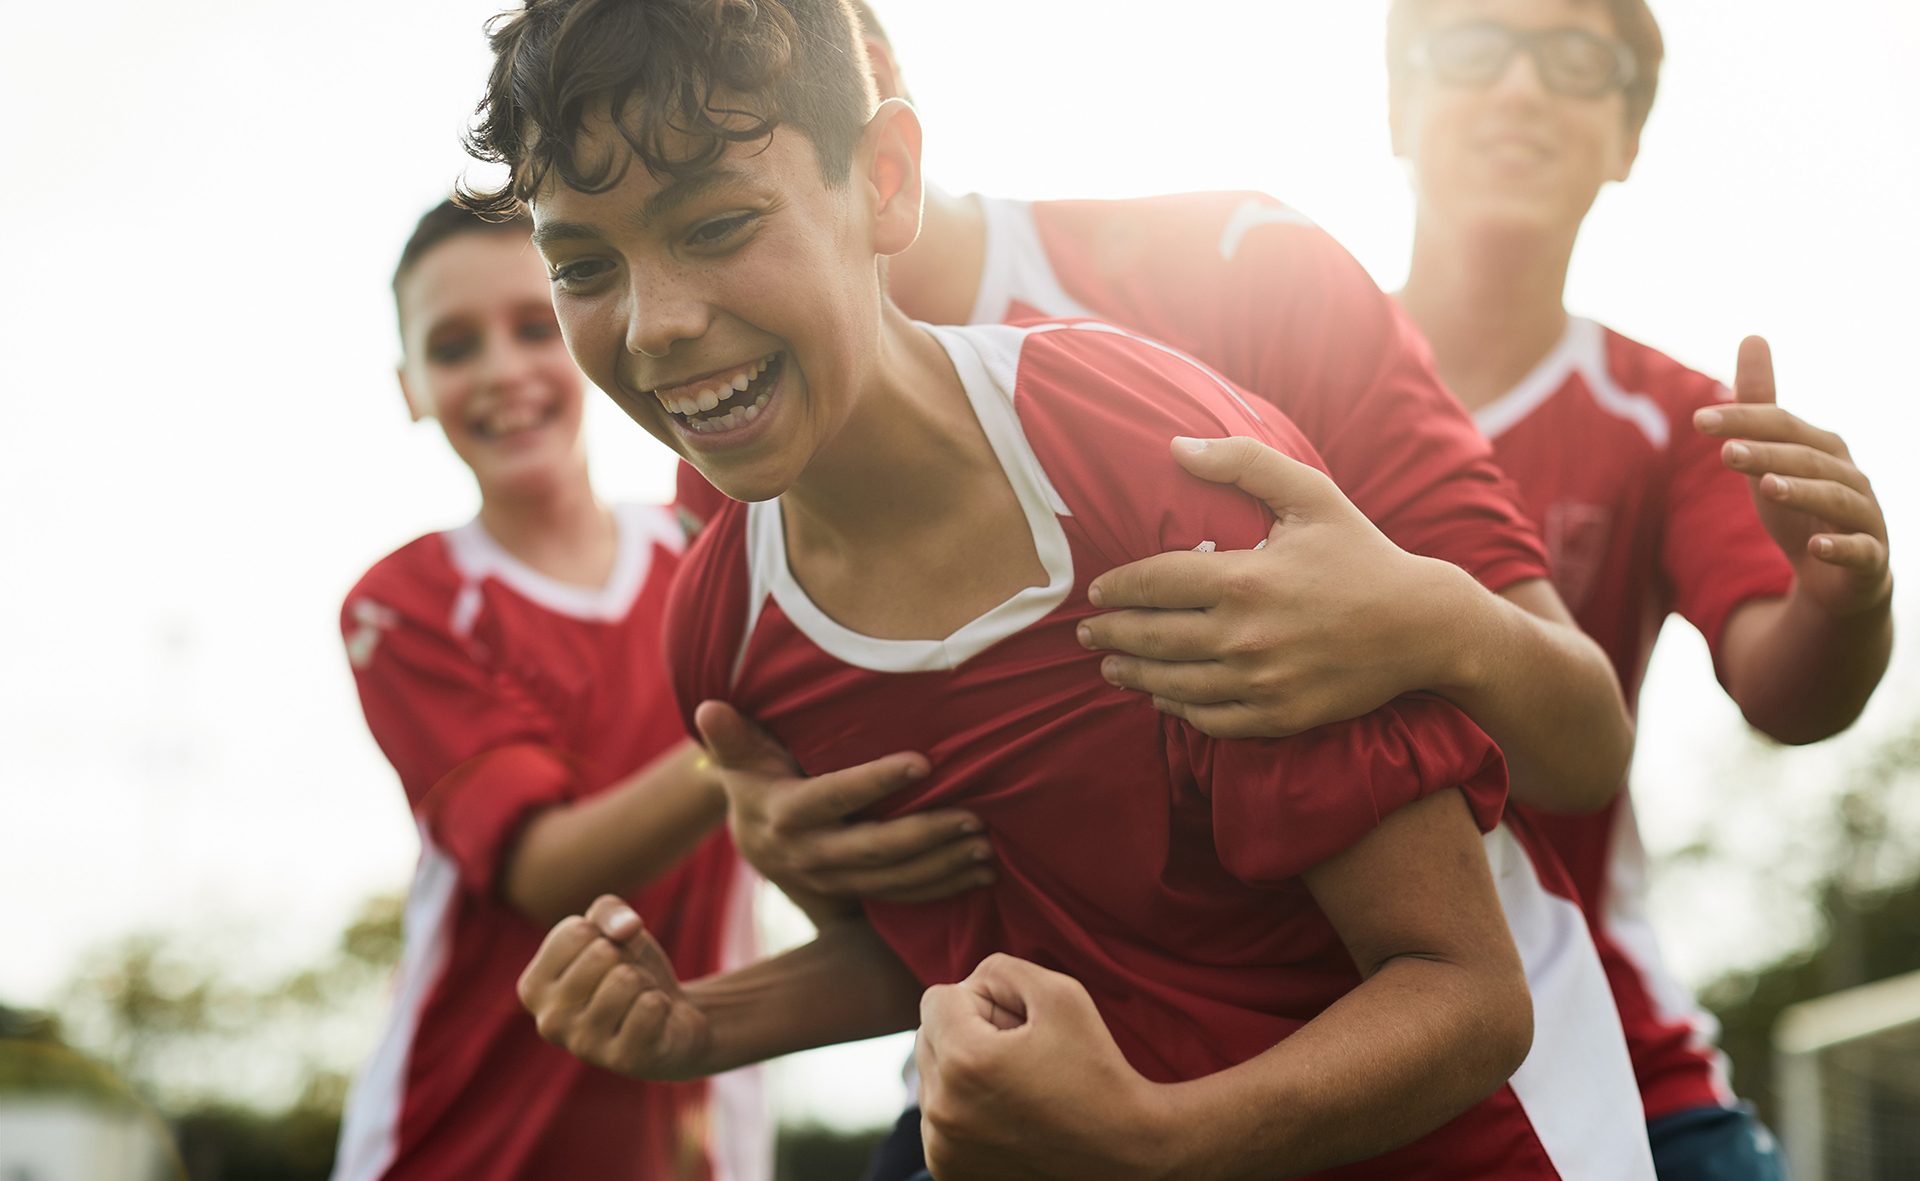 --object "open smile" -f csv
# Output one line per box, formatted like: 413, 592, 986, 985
470, 397, 563, 441
648, 352, 785, 436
